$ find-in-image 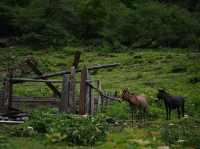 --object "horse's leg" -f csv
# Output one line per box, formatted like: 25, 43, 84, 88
166, 107, 169, 120
169, 108, 171, 120
177, 107, 181, 119
181, 101, 184, 117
